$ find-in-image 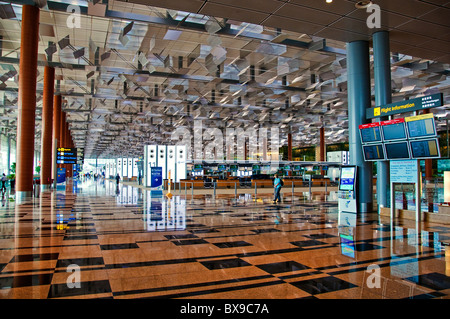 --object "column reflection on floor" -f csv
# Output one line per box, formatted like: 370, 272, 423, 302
0, 177, 449, 299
